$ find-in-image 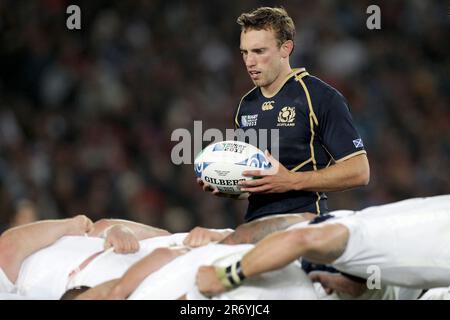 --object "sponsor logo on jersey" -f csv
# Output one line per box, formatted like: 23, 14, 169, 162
277, 107, 296, 126
261, 101, 275, 111
241, 114, 258, 127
